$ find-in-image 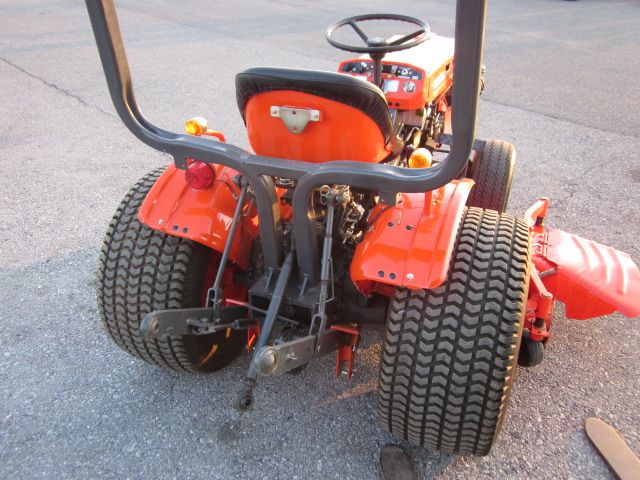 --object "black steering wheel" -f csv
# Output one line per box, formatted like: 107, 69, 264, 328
326, 14, 429, 87
326, 13, 430, 54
